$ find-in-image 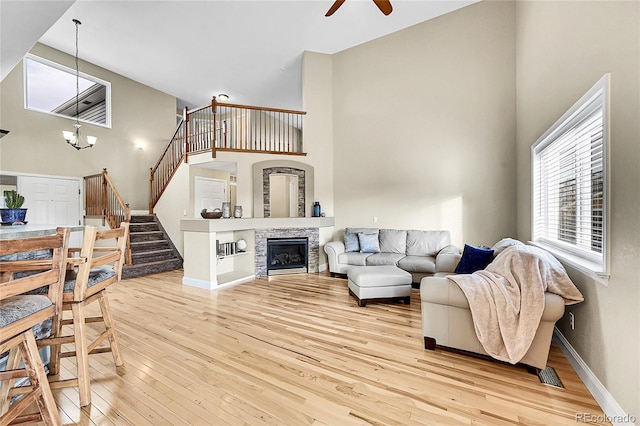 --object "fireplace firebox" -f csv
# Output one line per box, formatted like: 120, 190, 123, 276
266, 238, 308, 275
